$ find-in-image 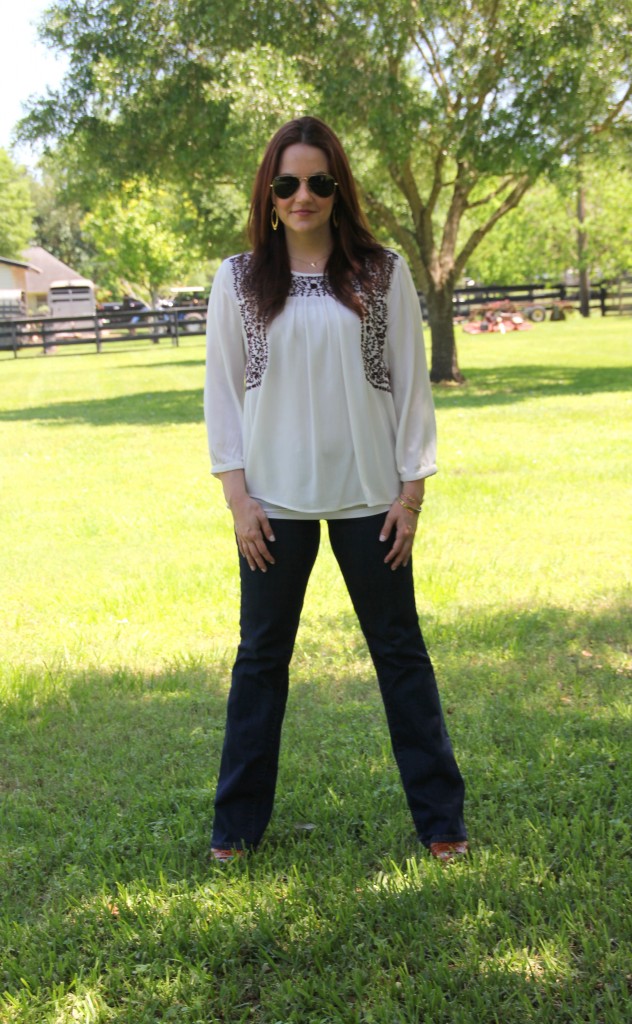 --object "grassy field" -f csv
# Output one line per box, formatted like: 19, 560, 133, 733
0, 318, 630, 1023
